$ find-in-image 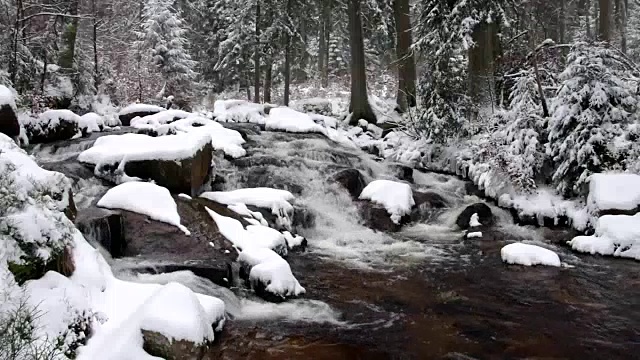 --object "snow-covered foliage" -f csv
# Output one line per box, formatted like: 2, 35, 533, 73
136, 0, 197, 100
547, 43, 640, 197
